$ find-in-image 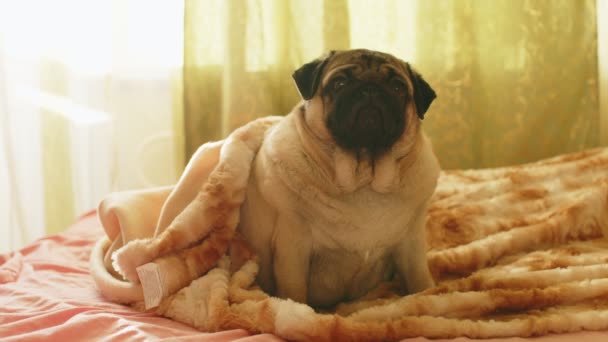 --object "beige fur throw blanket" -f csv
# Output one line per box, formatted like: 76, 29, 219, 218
90, 116, 608, 341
